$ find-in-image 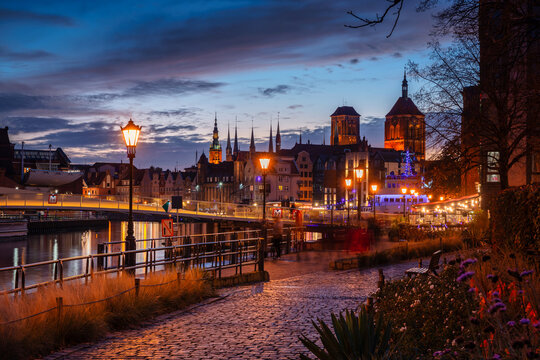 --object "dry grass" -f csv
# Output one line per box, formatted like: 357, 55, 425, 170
0, 269, 214, 360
